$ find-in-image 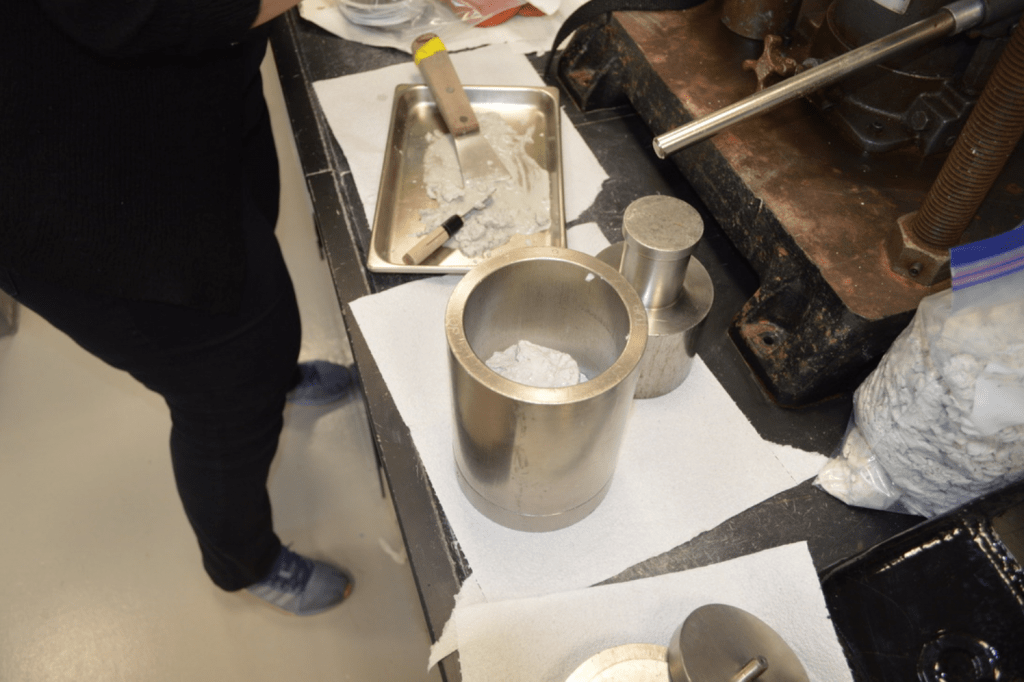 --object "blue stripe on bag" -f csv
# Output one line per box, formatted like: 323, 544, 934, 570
951, 222, 1024, 291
